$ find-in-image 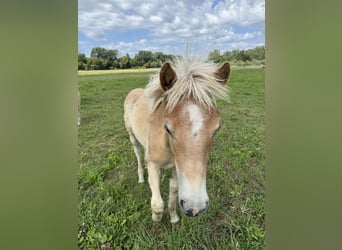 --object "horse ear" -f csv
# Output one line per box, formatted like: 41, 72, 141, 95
160, 62, 176, 91
215, 62, 231, 85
